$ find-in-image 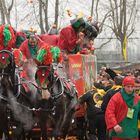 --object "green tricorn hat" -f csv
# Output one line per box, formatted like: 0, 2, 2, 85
71, 17, 86, 30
